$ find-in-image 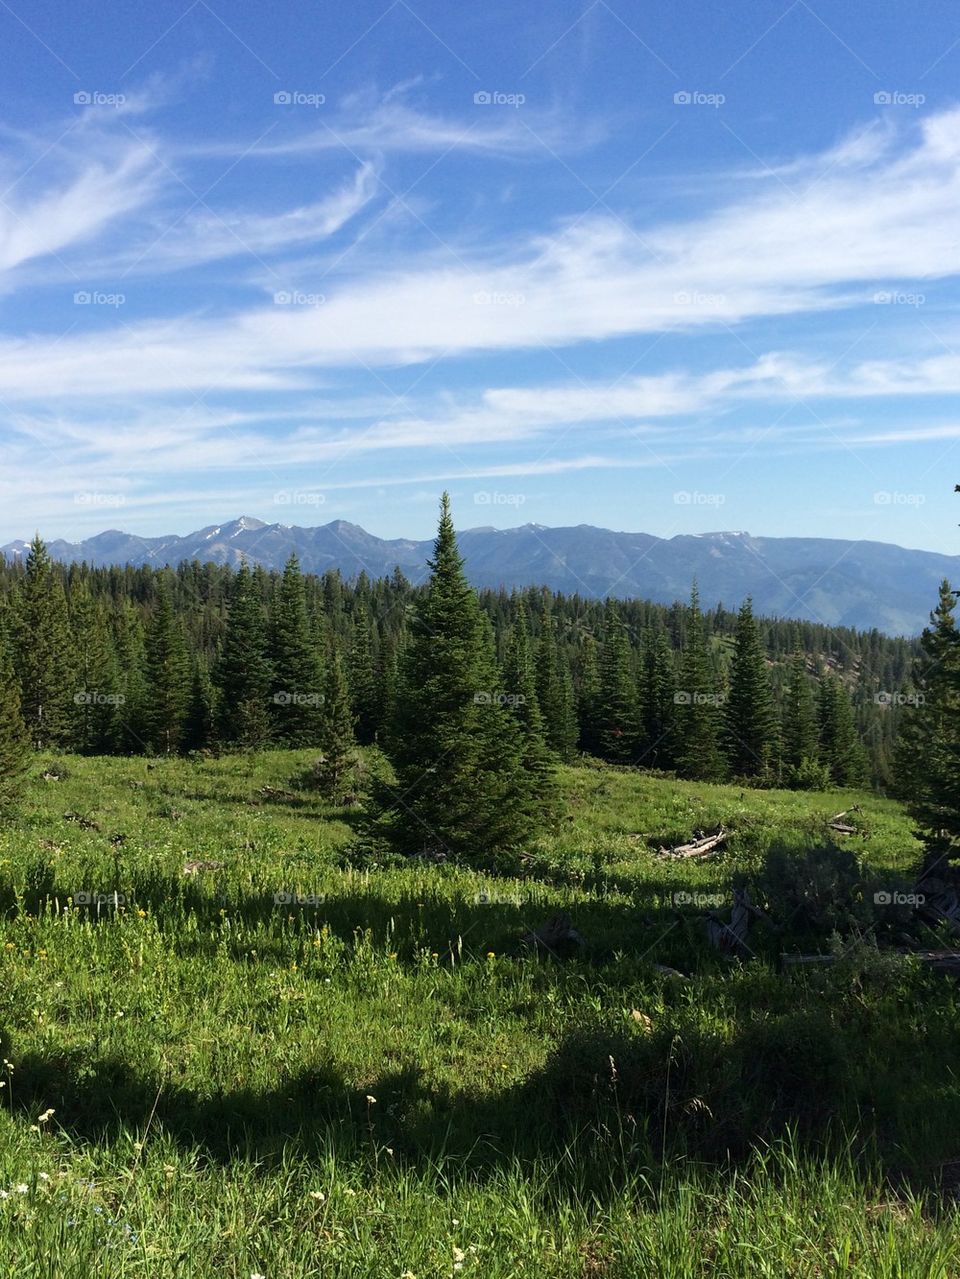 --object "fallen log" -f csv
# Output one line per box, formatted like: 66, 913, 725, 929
828, 822, 857, 835
782, 948, 960, 974
915, 877, 960, 935
656, 827, 727, 860
827, 805, 861, 824
704, 887, 774, 955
